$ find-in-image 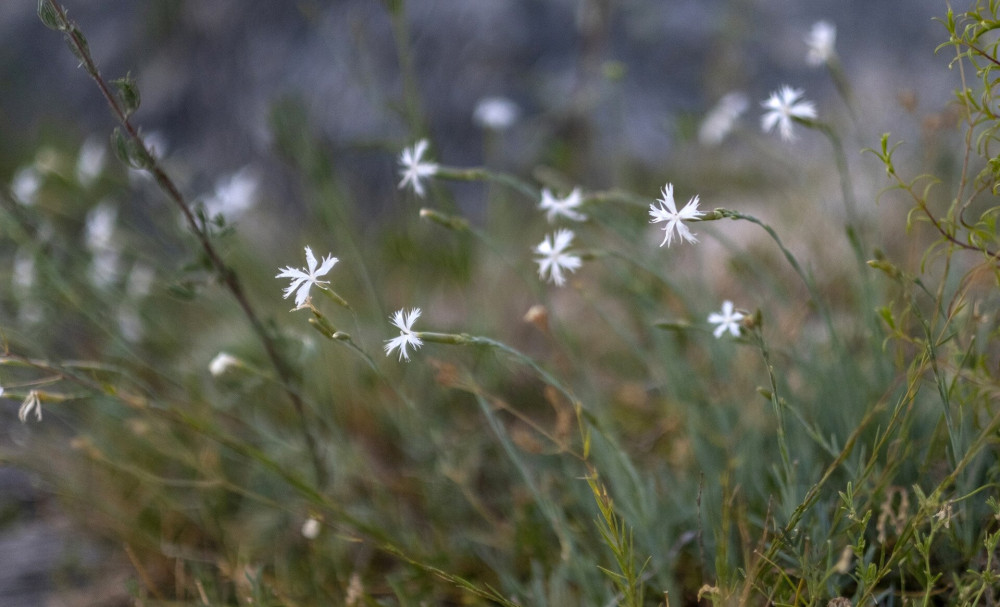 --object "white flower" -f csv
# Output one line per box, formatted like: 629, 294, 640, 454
13, 249, 36, 294
85, 202, 118, 252
126, 263, 155, 299
76, 136, 107, 187
384, 308, 424, 362
473, 96, 520, 130
85, 201, 122, 289
18, 390, 42, 423
12, 250, 40, 325
833, 546, 854, 575
89, 250, 122, 290
805, 21, 837, 67
117, 306, 144, 343
209, 352, 241, 377
398, 139, 439, 198
143, 131, 168, 160
648, 183, 703, 247
276, 246, 339, 308
345, 573, 364, 606
204, 166, 258, 219
761, 86, 817, 142
534, 229, 583, 286
11, 166, 41, 206
699, 92, 749, 146
708, 301, 745, 338
538, 187, 587, 223
301, 517, 321, 539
